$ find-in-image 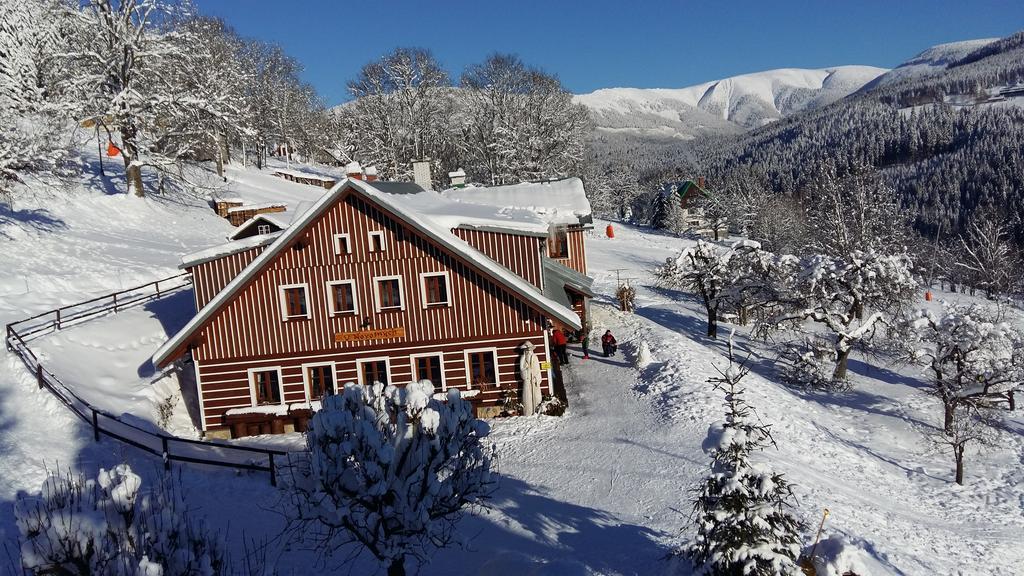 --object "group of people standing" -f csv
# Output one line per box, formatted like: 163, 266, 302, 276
549, 326, 617, 365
